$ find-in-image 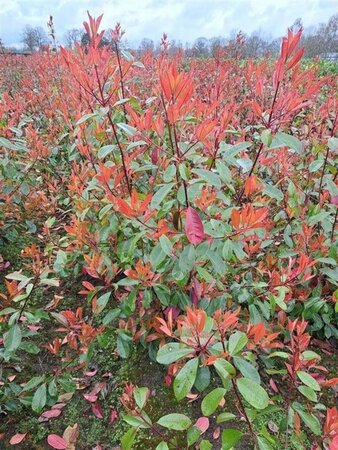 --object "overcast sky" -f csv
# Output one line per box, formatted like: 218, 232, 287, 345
0, 0, 337, 48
